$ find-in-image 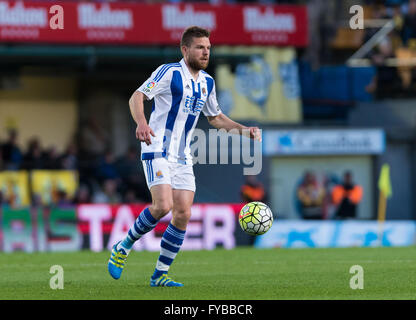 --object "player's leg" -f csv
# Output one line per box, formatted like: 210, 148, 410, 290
150, 162, 195, 287
108, 184, 173, 279
120, 184, 173, 249
108, 158, 173, 280
150, 189, 194, 287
